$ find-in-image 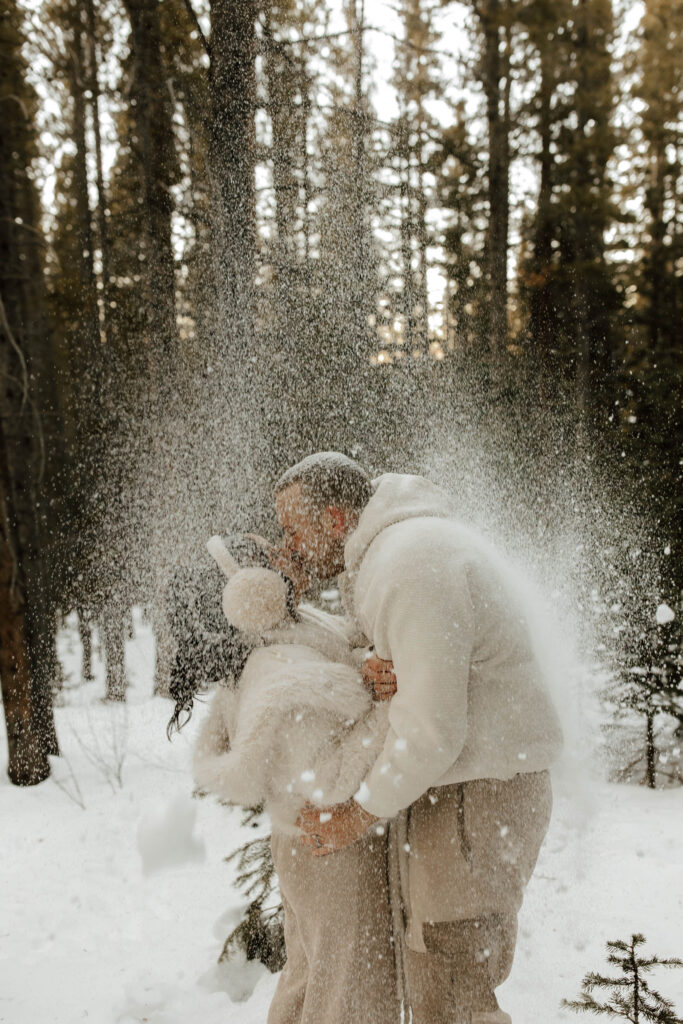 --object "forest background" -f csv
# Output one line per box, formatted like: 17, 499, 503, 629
0, 0, 681, 786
